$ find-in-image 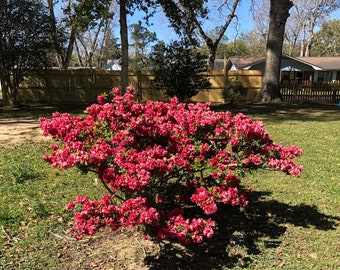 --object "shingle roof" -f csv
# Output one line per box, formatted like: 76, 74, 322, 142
228, 56, 265, 69
225, 56, 340, 71
296, 57, 340, 70
214, 59, 226, 70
